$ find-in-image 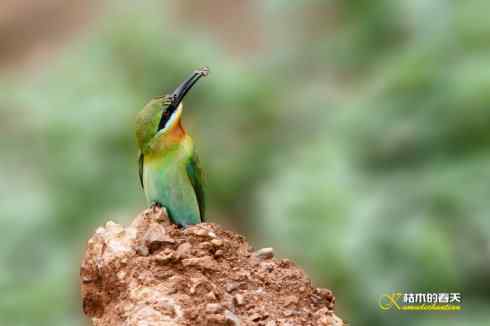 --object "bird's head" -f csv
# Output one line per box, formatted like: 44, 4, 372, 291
136, 67, 208, 151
